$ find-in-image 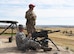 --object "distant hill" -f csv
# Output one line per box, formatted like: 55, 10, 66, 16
36, 25, 74, 28
0, 25, 74, 29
